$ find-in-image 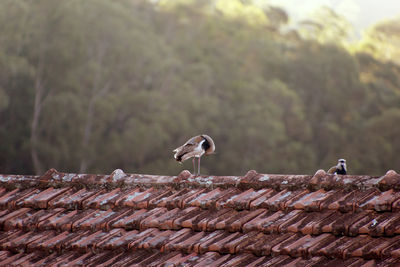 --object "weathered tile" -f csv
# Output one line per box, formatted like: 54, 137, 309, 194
24, 187, 71, 209
48, 188, 98, 210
